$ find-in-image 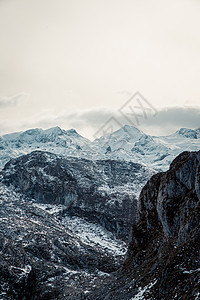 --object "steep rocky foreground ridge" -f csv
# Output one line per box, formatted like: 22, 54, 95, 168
89, 150, 200, 299
1, 150, 152, 240
0, 125, 200, 171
